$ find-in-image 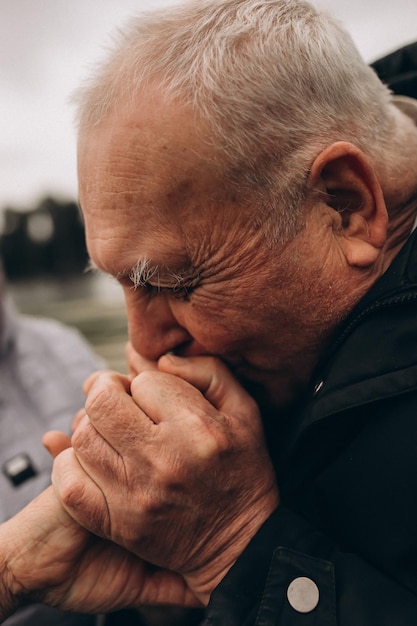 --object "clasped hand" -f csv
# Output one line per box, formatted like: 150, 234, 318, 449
49, 353, 279, 605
